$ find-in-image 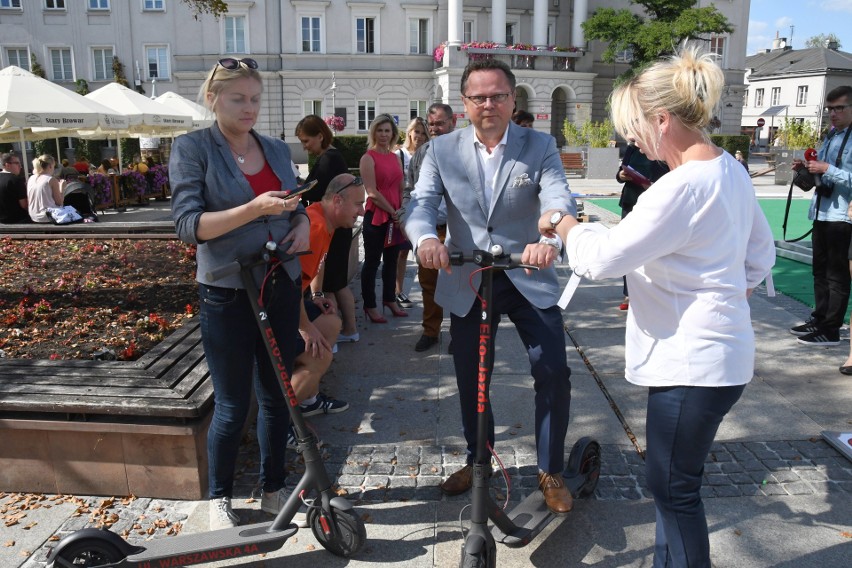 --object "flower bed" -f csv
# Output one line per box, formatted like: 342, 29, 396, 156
0, 238, 198, 361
